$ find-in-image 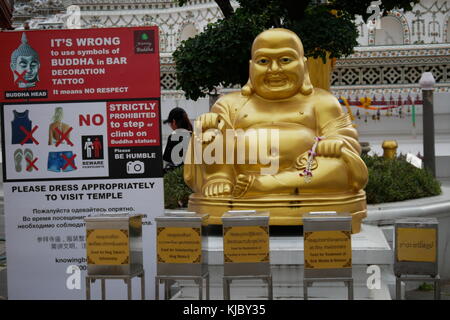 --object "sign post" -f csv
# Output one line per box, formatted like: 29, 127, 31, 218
0, 27, 163, 299
395, 218, 440, 300
302, 212, 353, 300
419, 72, 436, 177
